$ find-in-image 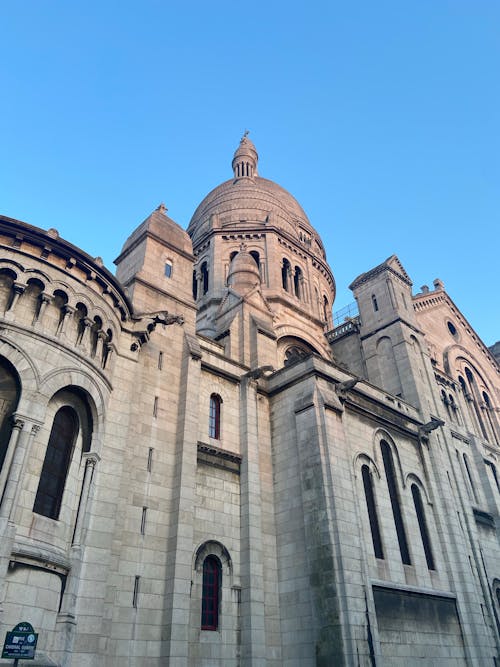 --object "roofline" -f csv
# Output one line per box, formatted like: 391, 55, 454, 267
0, 214, 133, 319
